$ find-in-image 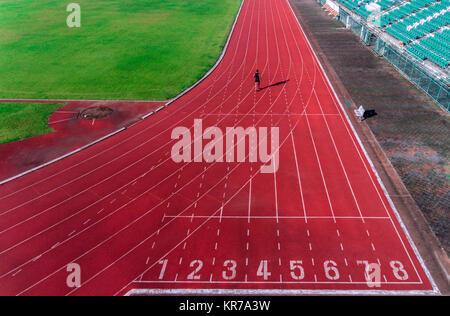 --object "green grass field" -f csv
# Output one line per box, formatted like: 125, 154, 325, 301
0, 103, 63, 144
0, 0, 241, 100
